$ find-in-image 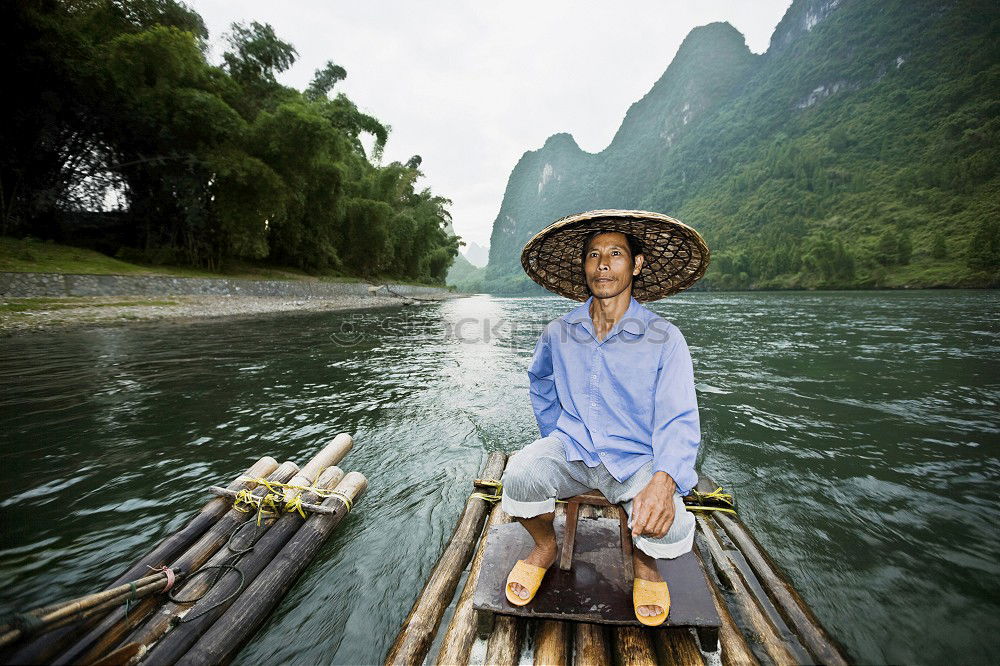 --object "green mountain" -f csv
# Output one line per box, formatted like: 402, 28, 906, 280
482, 0, 1000, 293
446, 251, 484, 290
